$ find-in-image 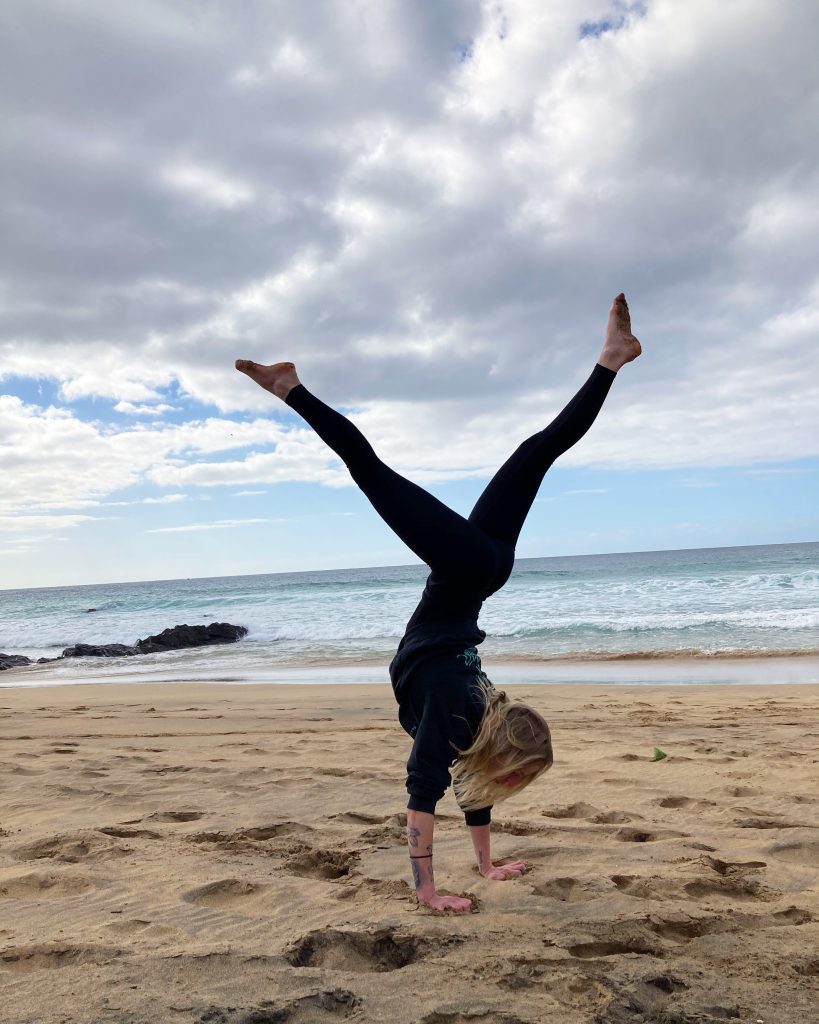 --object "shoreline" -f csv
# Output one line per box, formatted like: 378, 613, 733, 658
2, 678, 819, 701
3, 650, 818, 689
